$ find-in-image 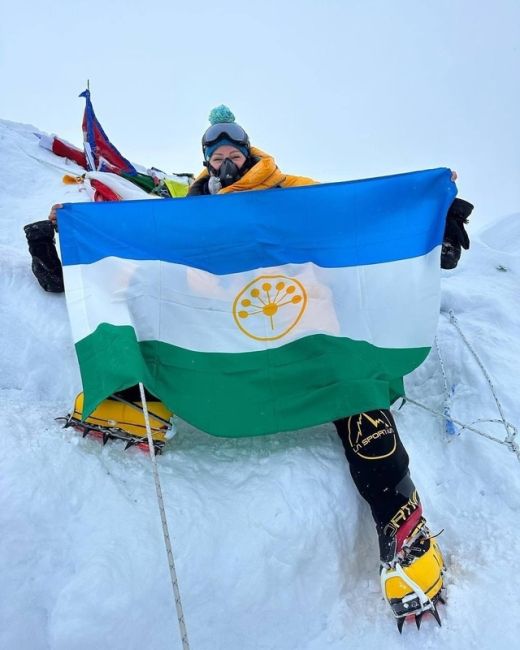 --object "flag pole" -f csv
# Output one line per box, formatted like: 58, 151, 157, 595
138, 382, 191, 650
